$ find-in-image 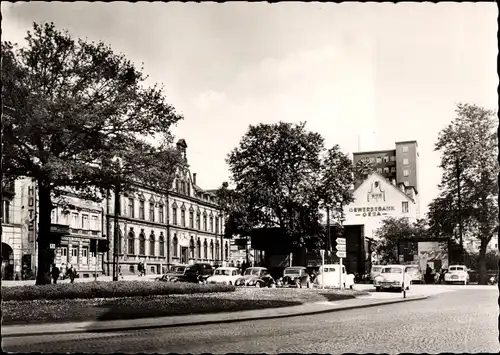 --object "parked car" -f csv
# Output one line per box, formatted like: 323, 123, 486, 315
369, 265, 384, 282
206, 267, 241, 285
235, 267, 276, 288
374, 265, 411, 292
314, 264, 355, 289
444, 265, 469, 285
404, 264, 423, 284
281, 266, 311, 288
183, 263, 214, 283
155, 264, 188, 282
